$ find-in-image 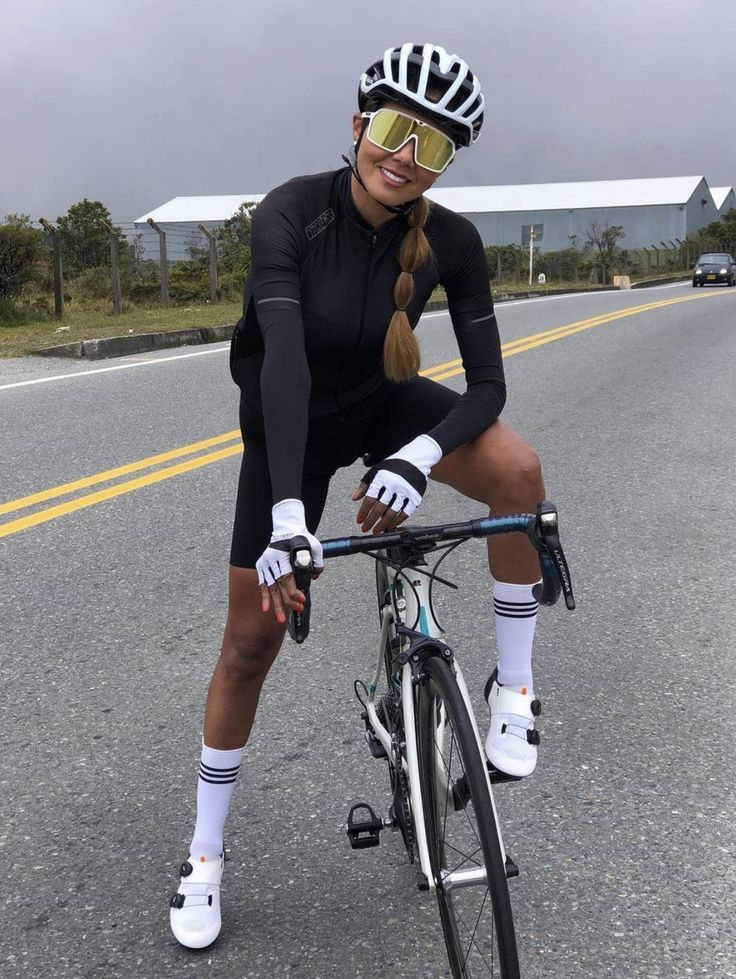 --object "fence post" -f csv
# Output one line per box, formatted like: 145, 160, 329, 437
39, 218, 64, 319
102, 220, 122, 314
147, 218, 169, 306
198, 224, 218, 301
